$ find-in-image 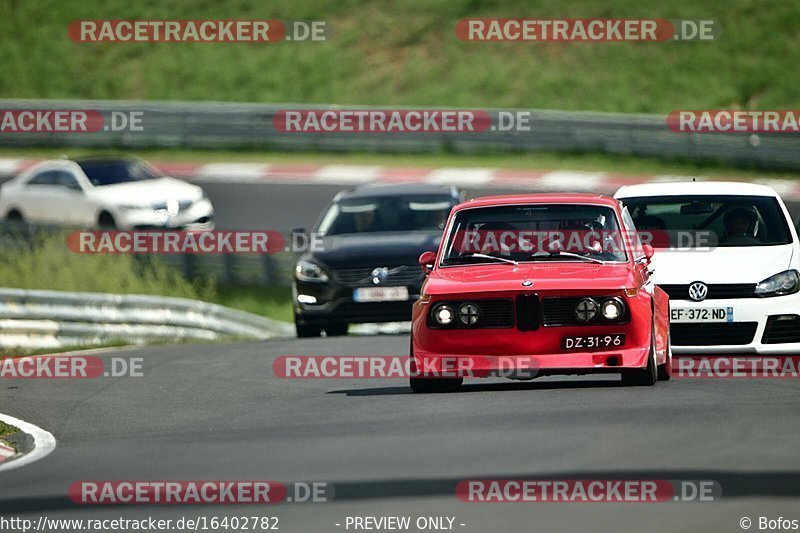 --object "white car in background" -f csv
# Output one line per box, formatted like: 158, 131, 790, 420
615, 181, 800, 354
0, 157, 214, 229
